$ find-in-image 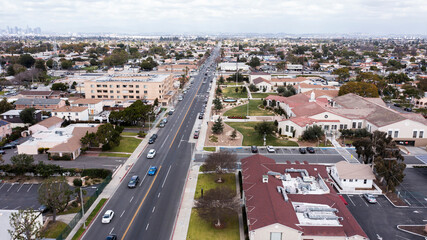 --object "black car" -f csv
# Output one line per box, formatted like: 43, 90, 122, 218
127, 175, 139, 188
199, 113, 204, 119
306, 147, 315, 153
106, 234, 117, 240
394, 103, 401, 107
404, 107, 412, 112
148, 137, 155, 144
151, 134, 158, 140
168, 111, 173, 115
251, 146, 258, 153
299, 148, 307, 154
